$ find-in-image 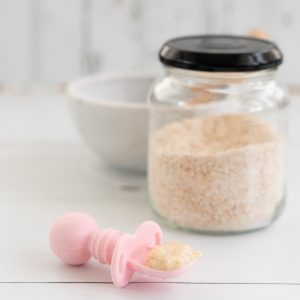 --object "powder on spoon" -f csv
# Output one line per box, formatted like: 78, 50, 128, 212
145, 242, 201, 271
